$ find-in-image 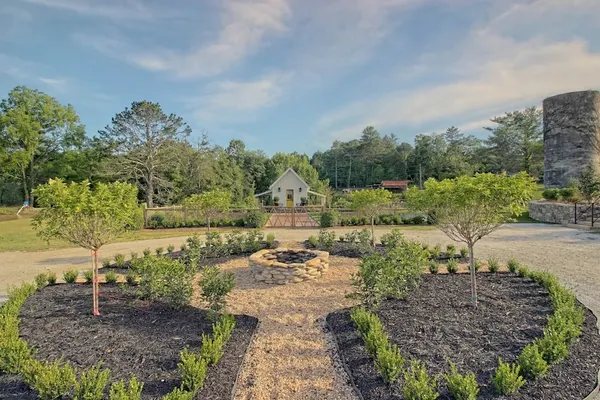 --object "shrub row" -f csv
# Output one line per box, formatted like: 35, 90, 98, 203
351, 307, 479, 399
147, 210, 268, 229
542, 187, 579, 202
0, 282, 143, 400
176, 314, 236, 397
349, 263, 583, 398
319, 211, 429, 228
184, 230, 276, 259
